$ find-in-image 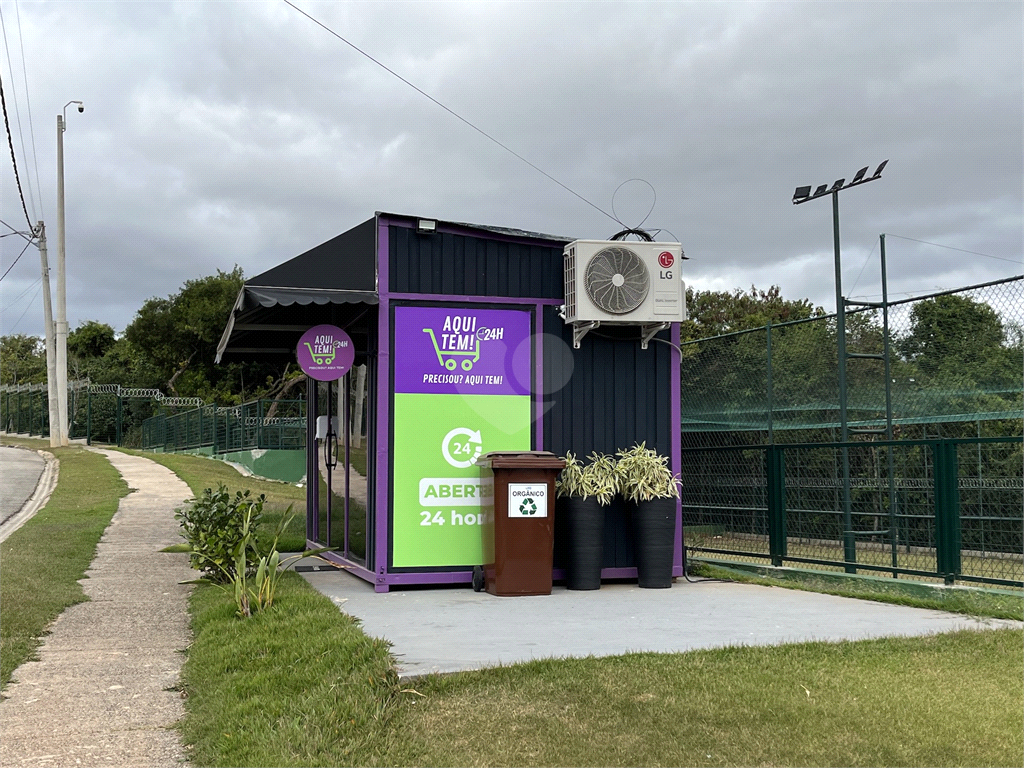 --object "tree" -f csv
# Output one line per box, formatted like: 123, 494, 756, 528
68, 321, 116, 359
122, 267, 288, 404
897, 294, 1008, 380
680, 285, 824, 342
0, 335, 46, 385
124, 268, 245, 397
